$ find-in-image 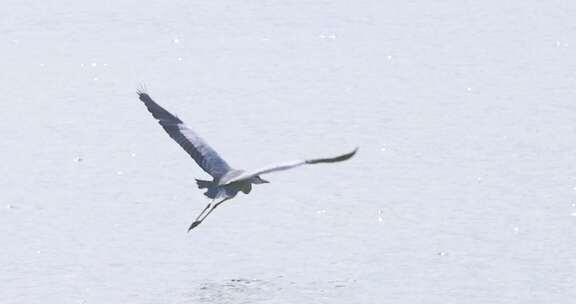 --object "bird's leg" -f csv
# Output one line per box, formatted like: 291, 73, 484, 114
187, 200, 214, 231
187, 197, 230, 231
206, 197, 230, 215
196, 201, 213, 221
196, 197, 229, 222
